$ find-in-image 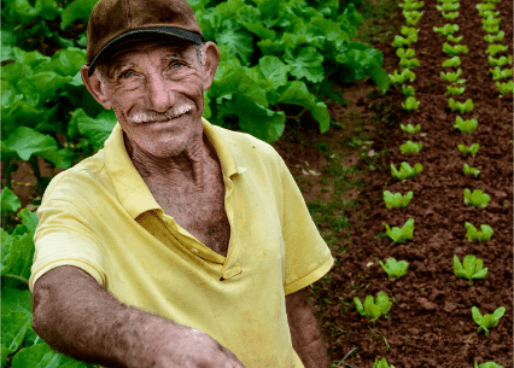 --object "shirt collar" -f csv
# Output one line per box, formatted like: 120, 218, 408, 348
103, 117, 247, 219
